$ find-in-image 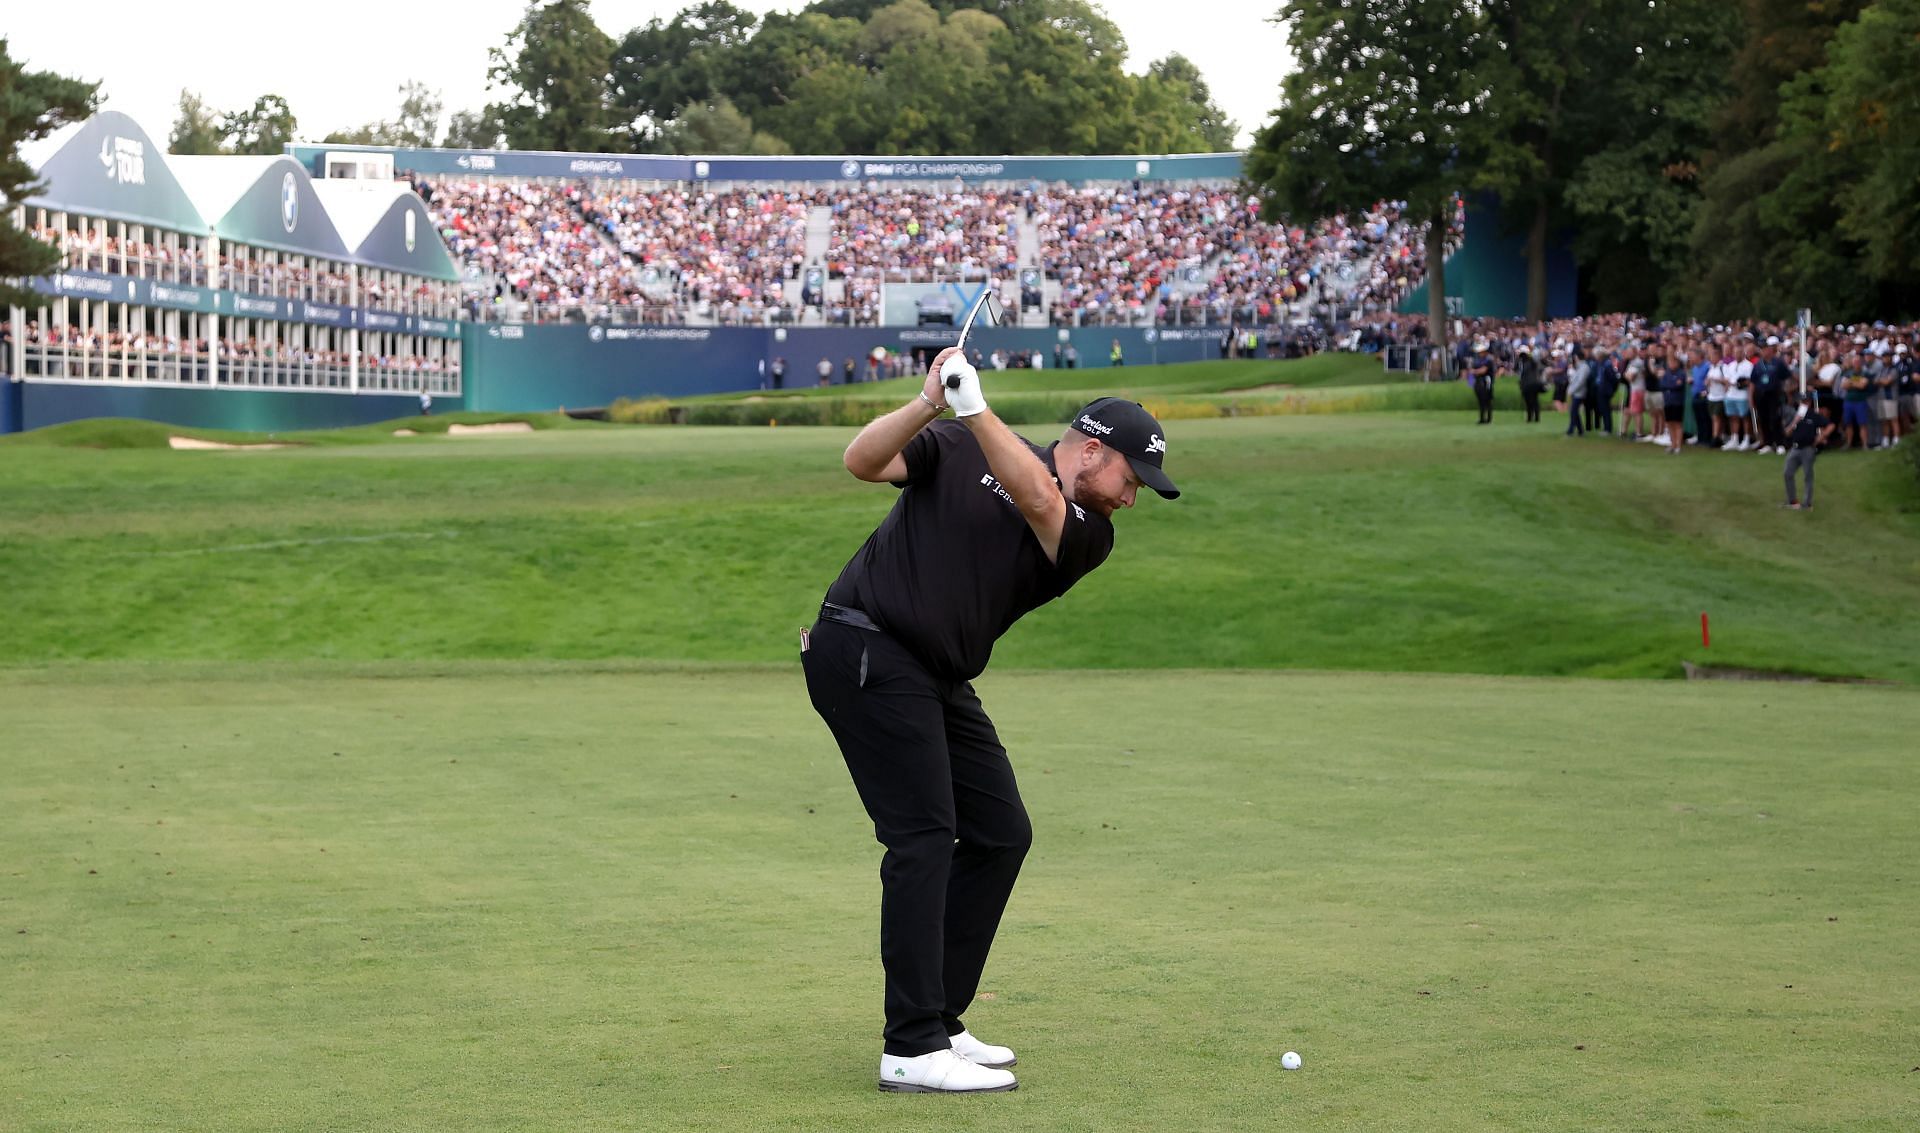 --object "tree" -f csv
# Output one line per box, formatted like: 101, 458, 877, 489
1554, 0, 1739, 315
1246, 1, 1496, 351
0, 38, 98, 308
486, 0, 617, 152
168, 89, 226, 155
657, 95, 791, 155
222, 94, 297, 156
1146, 54, 1237, 152
610, 1, 759, 149
1682, 0, 1874, 319
443, 108, 502, 150
324, 82, 445, 147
